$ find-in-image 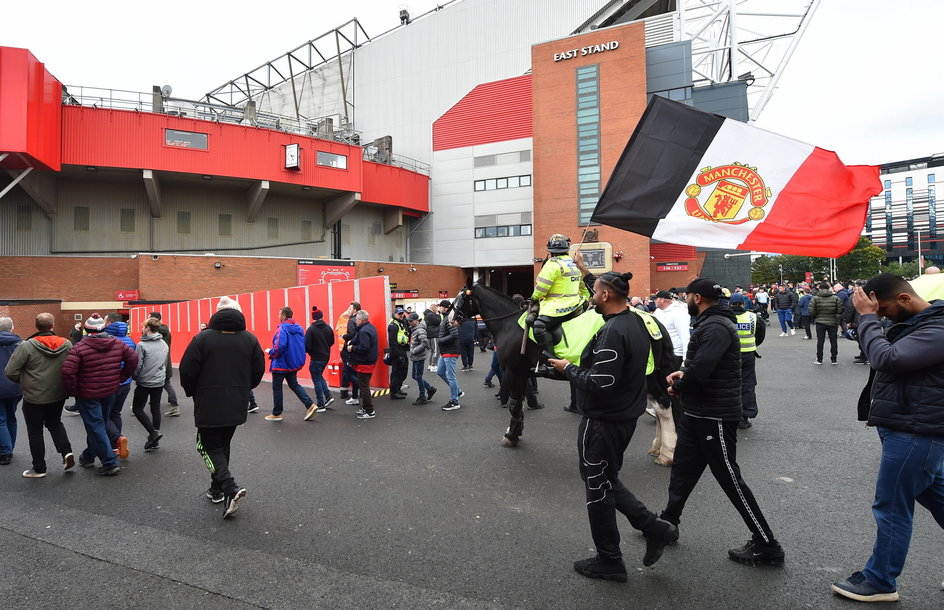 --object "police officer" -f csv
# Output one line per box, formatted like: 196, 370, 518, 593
530, 234, 590, 355
387, 307, 410, 399
729, 293, 765, 429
